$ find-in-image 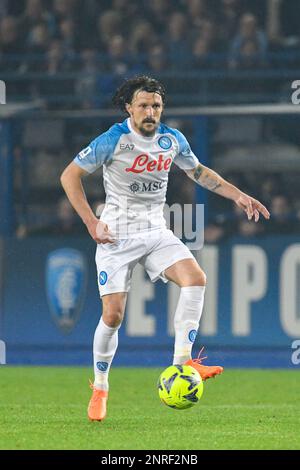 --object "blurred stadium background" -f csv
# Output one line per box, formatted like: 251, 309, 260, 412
1, 0, 300, 369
